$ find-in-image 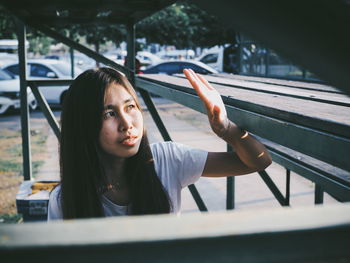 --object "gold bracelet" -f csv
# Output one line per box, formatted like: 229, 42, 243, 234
240, 130, 249, 139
